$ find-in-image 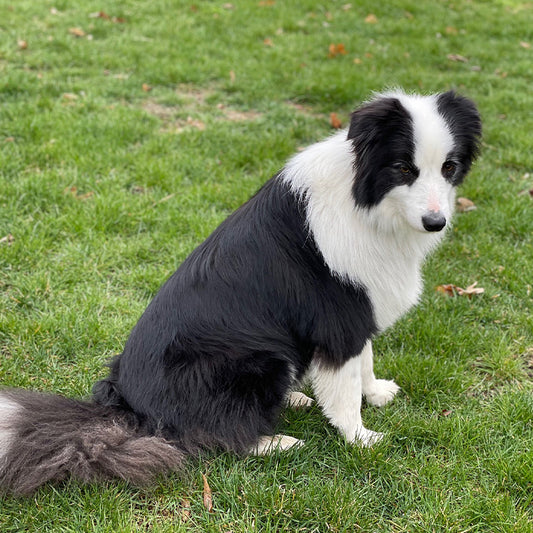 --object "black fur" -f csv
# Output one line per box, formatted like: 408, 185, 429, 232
436, 91, 482, 185
348, 97, 417, 207
93, 177, 377, 453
